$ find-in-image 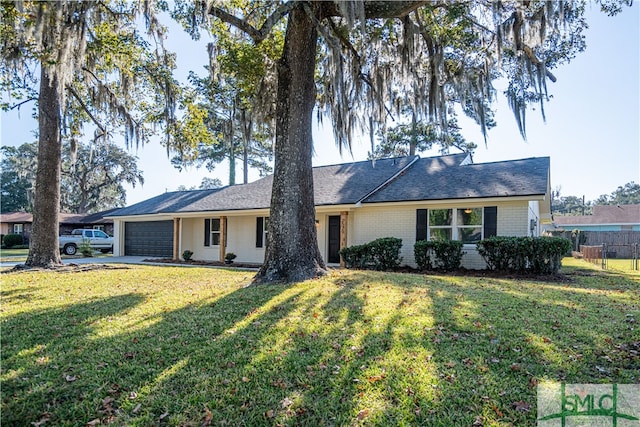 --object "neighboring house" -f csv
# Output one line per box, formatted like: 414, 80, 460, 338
553, 204, 640, 231
0, 209, 116, 243
0, 212, 33, 240
108, 154, 552, 269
